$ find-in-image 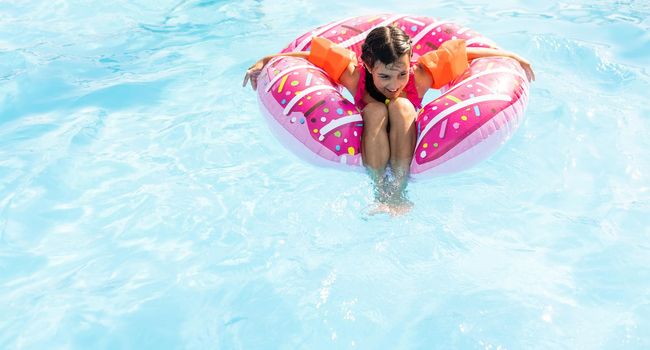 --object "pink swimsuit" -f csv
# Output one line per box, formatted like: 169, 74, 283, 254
353, 64, 423, 111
